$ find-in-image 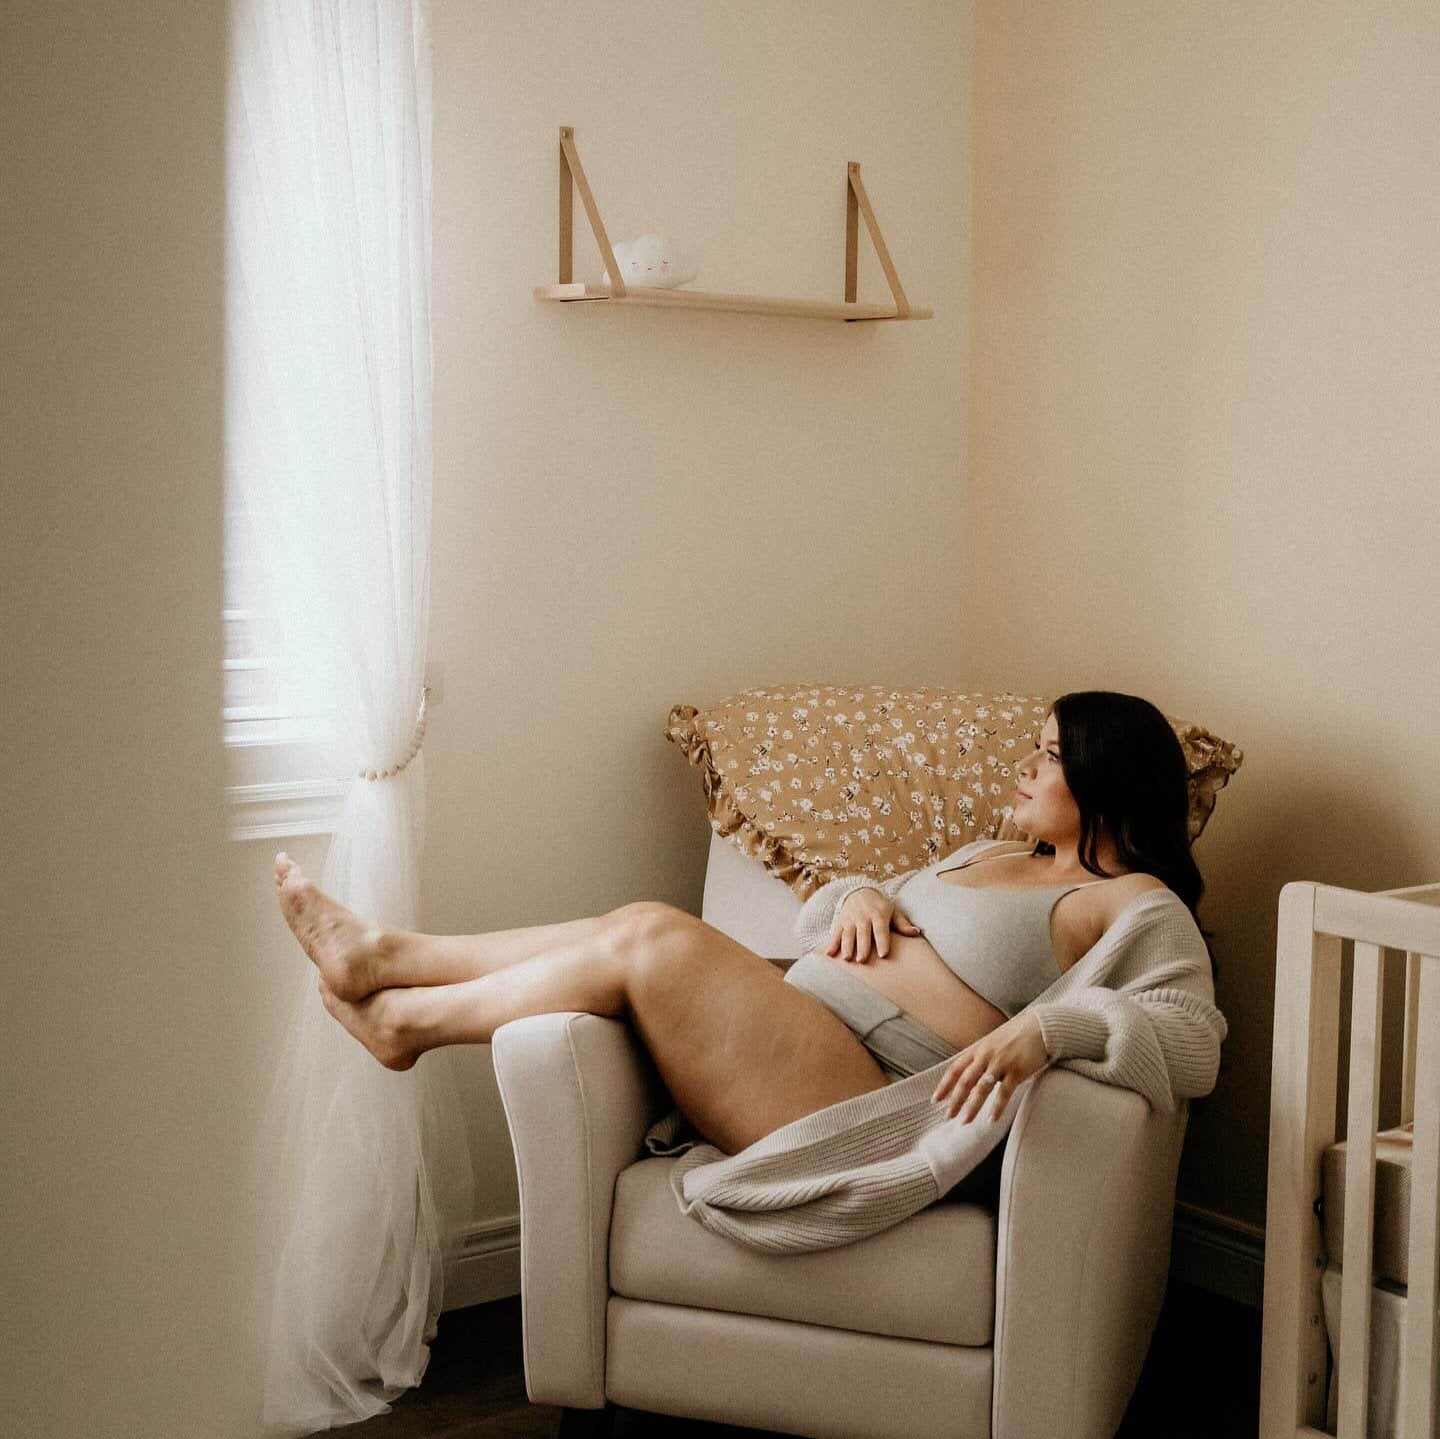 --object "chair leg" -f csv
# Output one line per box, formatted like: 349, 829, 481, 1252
558, 1403, 617, 1438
